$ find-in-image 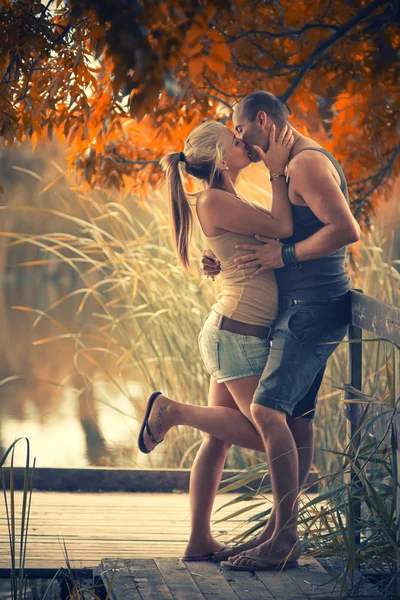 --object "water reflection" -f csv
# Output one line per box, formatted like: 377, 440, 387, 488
0, 265, 145, 468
